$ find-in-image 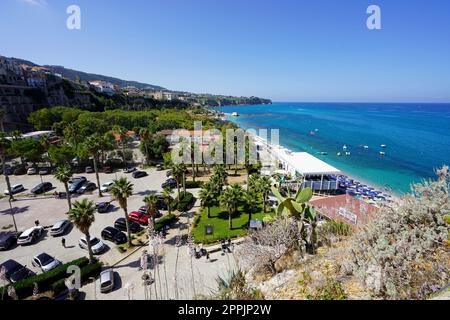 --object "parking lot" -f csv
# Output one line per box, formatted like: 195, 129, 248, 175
0, 167, 170, 284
